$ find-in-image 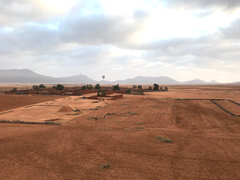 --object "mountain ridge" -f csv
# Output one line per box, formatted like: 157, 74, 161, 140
0, 69, 227, 84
